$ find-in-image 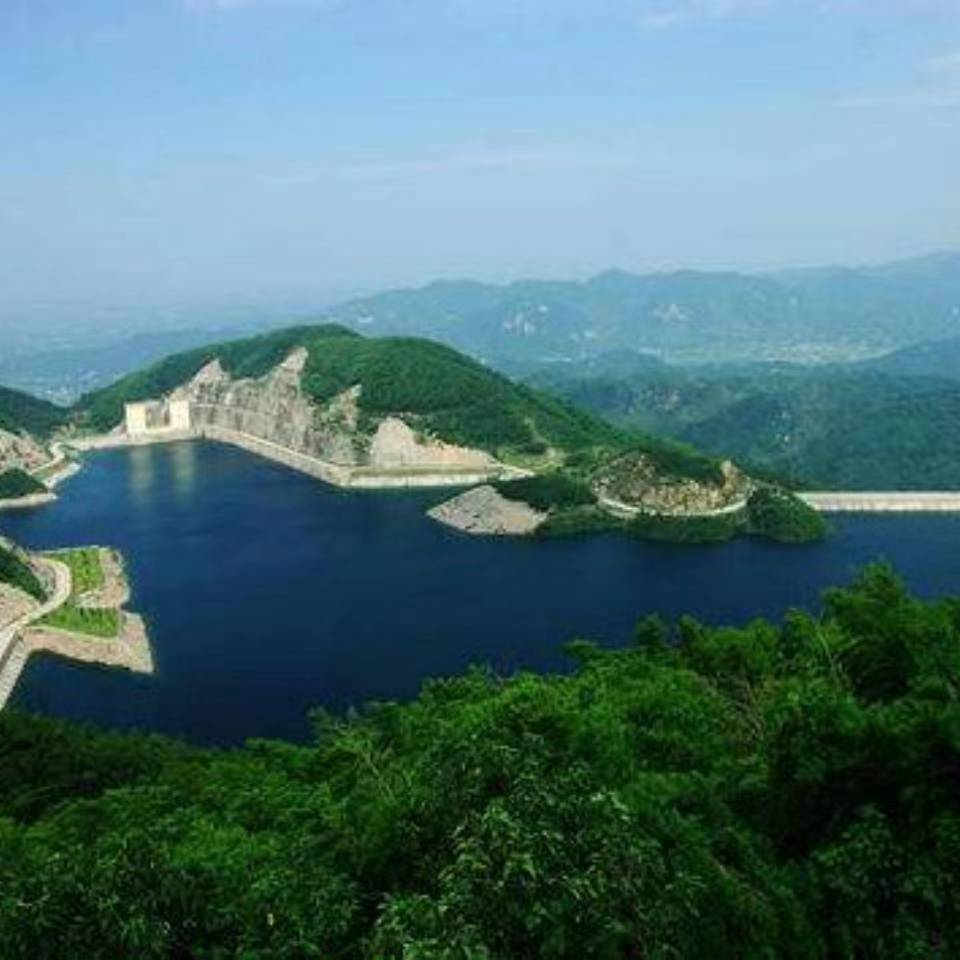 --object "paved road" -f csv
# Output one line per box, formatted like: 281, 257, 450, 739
598, 495, 748, 519
0, 557, 72, 708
